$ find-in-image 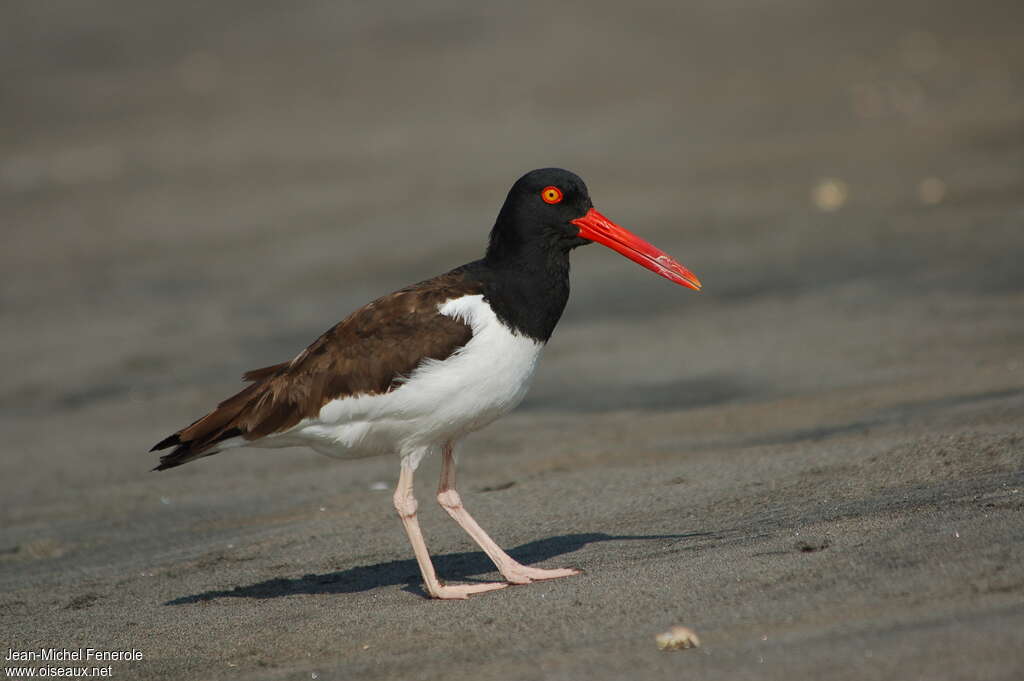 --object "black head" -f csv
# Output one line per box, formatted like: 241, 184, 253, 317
485, 168, 594, 265
471, 167, 701, 342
